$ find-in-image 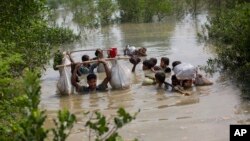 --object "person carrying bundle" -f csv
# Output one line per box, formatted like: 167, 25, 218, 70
129, 56, 157, 85
154, 71, 191, 95
71, 59, 111, 93
171, 61, 213, 89
67, 52, 97, 76
124, 45, 147, 57
92, 49, 111, 73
